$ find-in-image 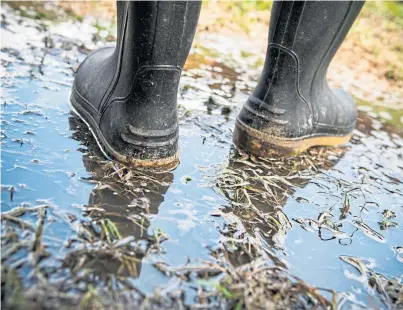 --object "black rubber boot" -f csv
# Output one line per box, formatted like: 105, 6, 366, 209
70, 1, 201, 170
233, 1, 364, 156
